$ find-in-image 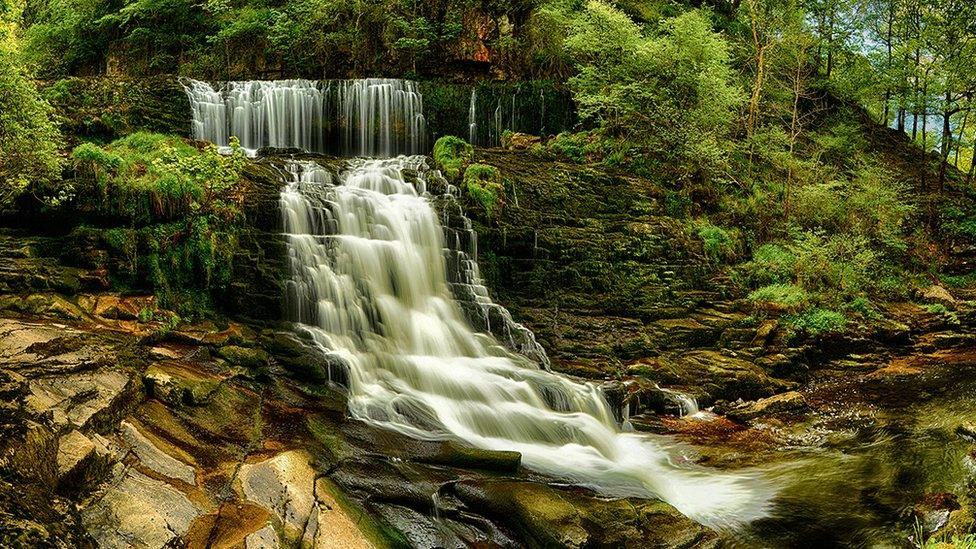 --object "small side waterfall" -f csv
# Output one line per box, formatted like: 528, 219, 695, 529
280, 156, 770, 528
468, 89, 478, 147
182, 78, 427, 157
